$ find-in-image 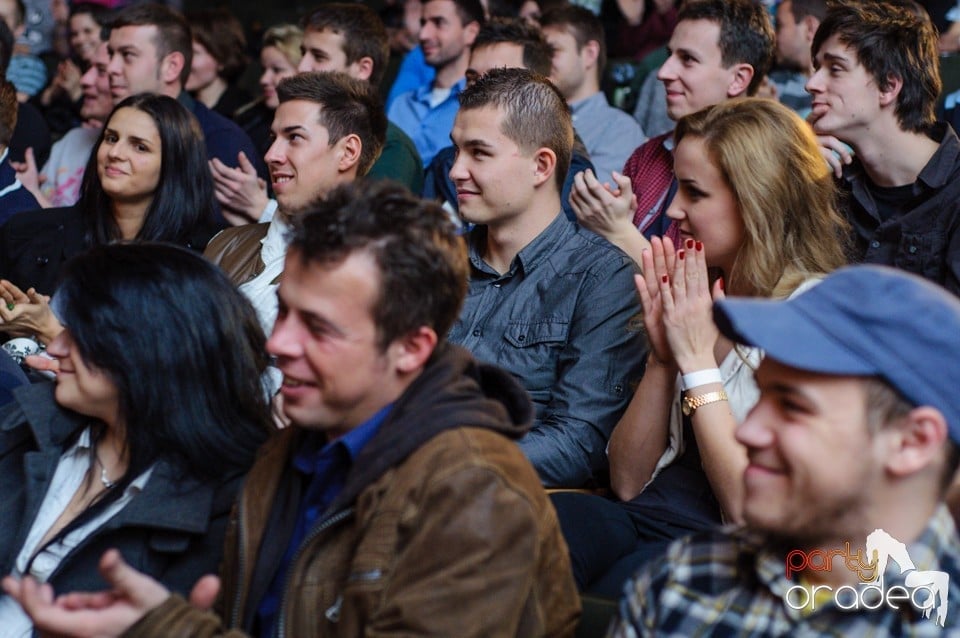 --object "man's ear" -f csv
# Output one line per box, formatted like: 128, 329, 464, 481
879, 73, 903, 108
392, 326, 438, 375
463, 20, 481, 48
726, 63, 755, 98
885, 406, 950, 479
337, 133, 363, 173
160, 51, 186, 87
532, 146, 557, 187
802, 16, 821, 44
582, 39, 600, 71
349, 56, 374, 82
